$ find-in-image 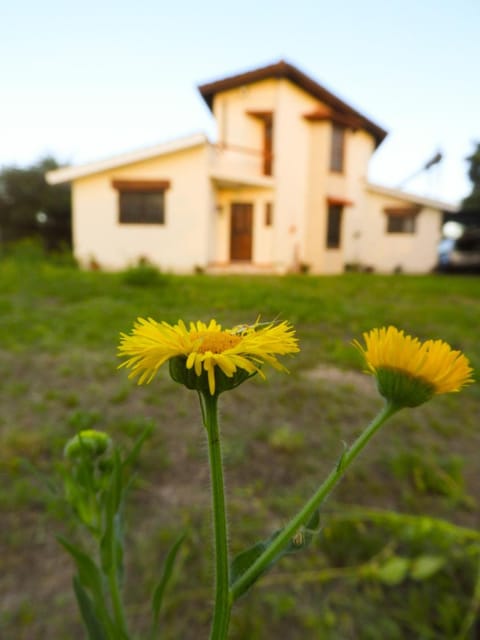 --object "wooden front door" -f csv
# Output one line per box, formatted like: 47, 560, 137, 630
230, 203, 253, 261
